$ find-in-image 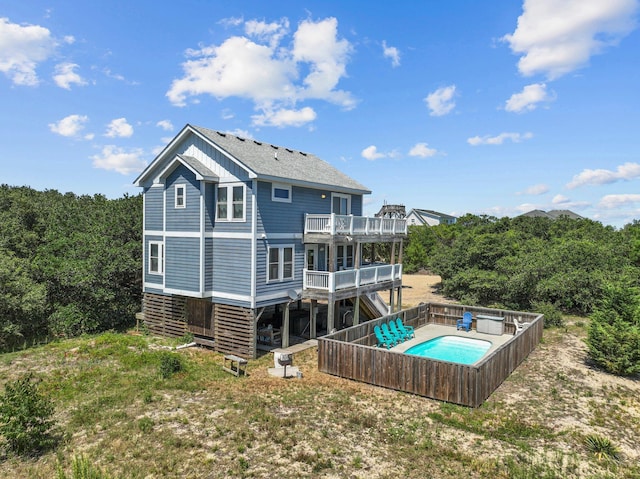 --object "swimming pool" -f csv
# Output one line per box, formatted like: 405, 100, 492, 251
405, 336, 492, 365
